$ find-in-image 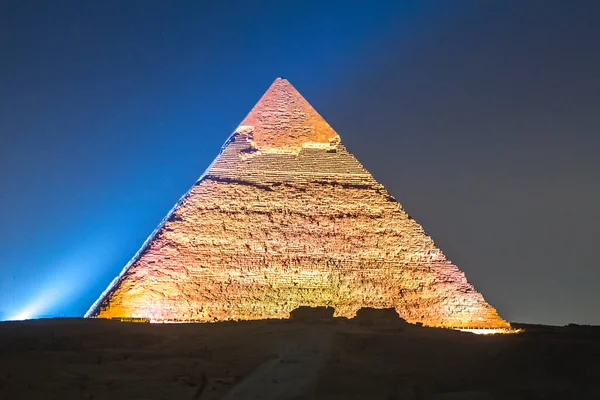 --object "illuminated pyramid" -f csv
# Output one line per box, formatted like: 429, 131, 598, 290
86, 78, 509, 329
